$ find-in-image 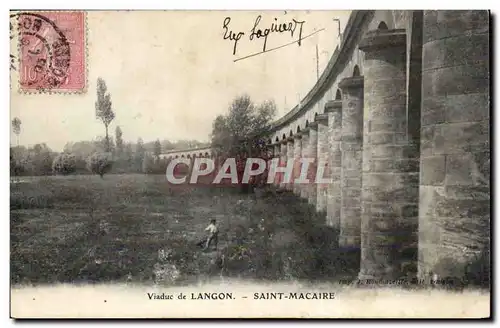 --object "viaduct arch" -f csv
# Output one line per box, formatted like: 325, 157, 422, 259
159, 146, 214, 161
